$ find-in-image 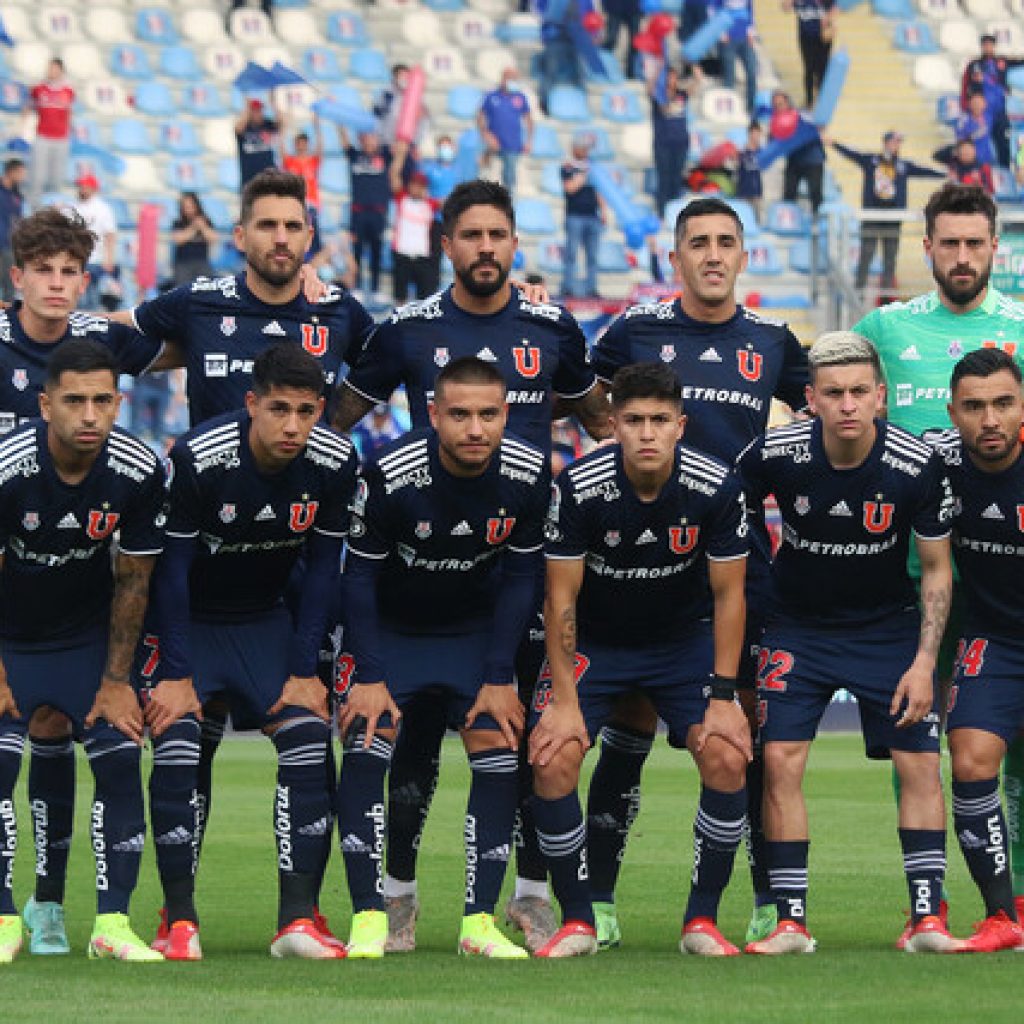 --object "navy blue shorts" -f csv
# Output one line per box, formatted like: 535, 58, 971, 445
757, 612, 940, 758
2, 628, 108, 735
947, 633, 1024, 745
530, 624, 714, 748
